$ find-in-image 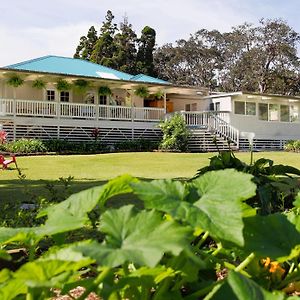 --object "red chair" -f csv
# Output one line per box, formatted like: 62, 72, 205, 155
0, 155, 17, 169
